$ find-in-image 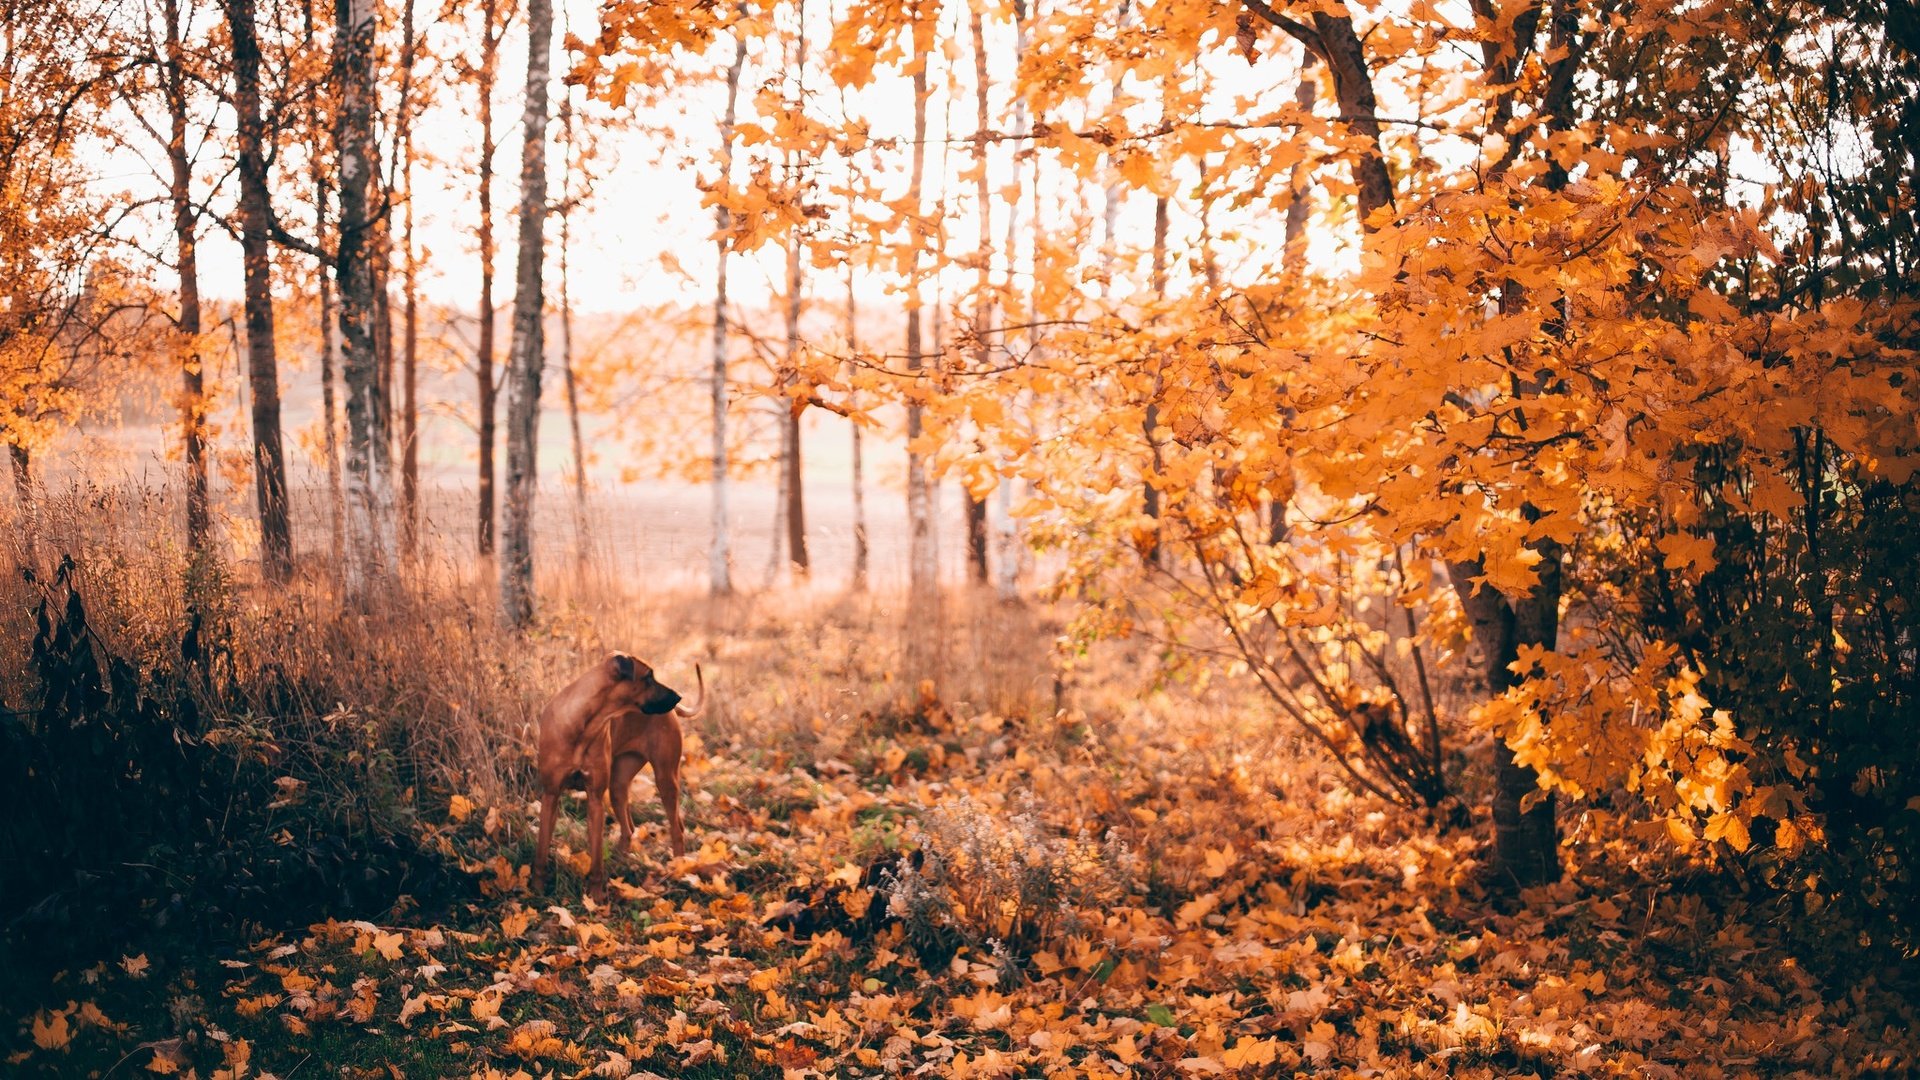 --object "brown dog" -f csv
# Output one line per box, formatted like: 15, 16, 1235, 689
532, 653, 705, 901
